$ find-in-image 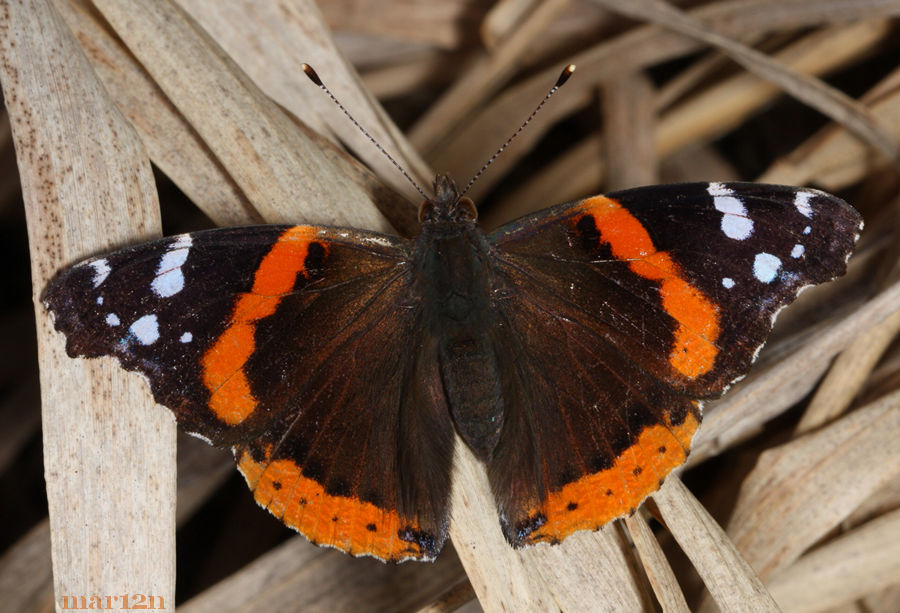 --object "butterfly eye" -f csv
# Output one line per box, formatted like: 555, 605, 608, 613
418, 199, 435, 223
457, 197, 477, 222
